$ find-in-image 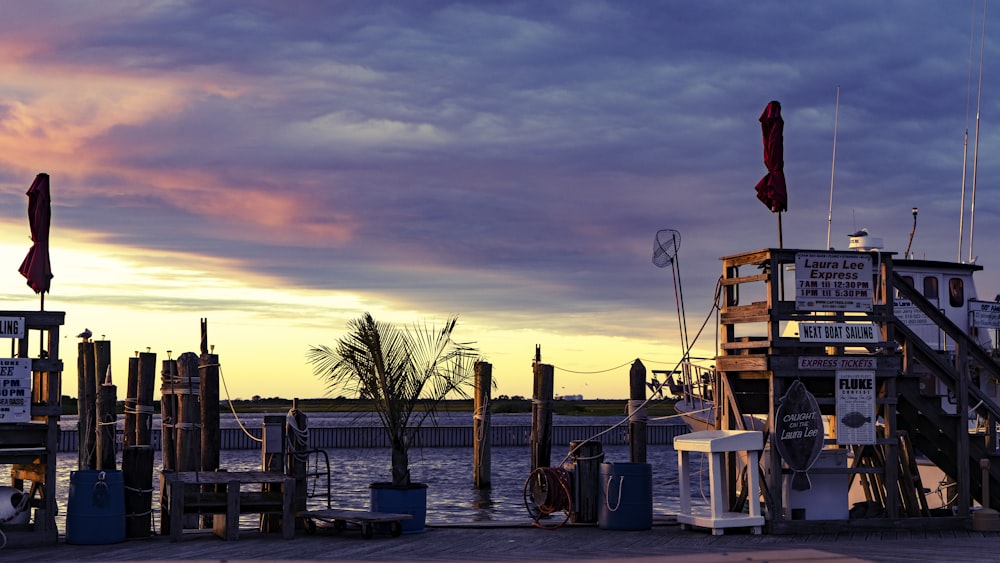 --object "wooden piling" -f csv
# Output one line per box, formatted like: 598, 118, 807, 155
124, 355, 139, 448
96, 365, 117, 470
531, 361, 554, 471
200, 352, 220, 473
286, 399, 309, 527
160, 358, 179, 471
136, 352, 156, 446
123, 444, 154, 538
628, 358, 647, 463
569, 440, 604, 524
175, 352, 201, 474
474, 361, 493, 488
77, 341, 97, 470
